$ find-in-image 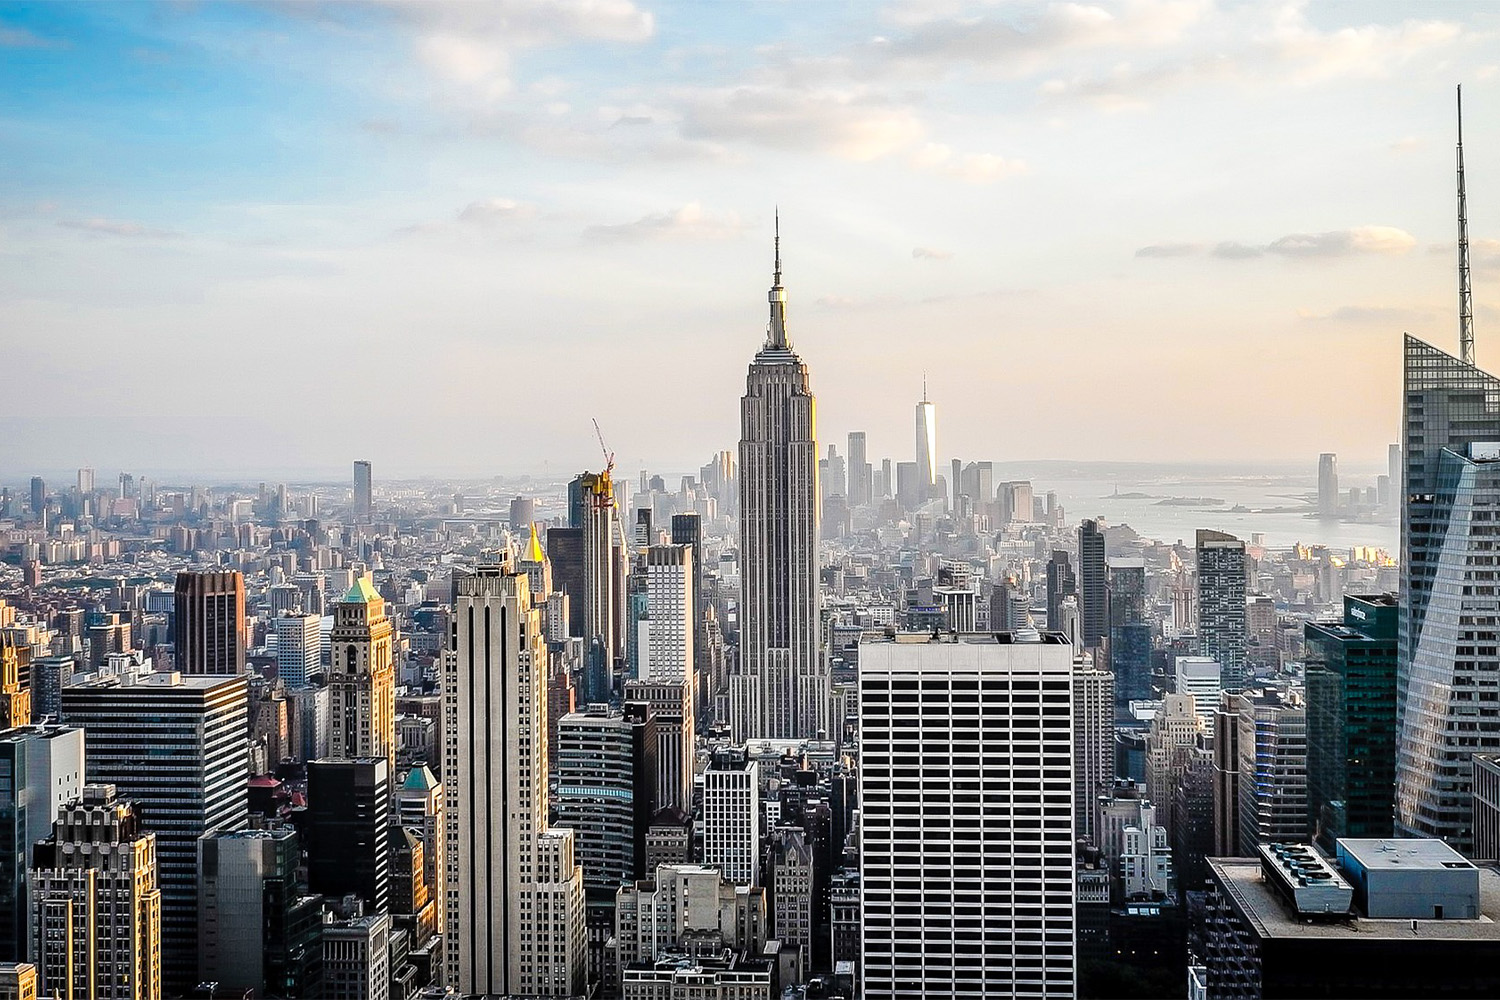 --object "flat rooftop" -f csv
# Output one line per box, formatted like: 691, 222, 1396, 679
1210, 859, 1500, 941
1339, 838, 1476, 873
